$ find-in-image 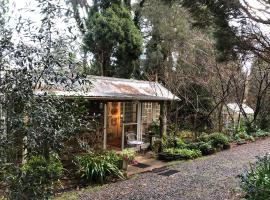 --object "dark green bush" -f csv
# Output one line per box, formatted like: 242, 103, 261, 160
208, 132, 229, 147
240, 154, 270, 200
197, 142, 216, 155
186, 141, 216, 155
199, 132, 229, 149
185, 141, 199, 150
8, 155, 63, 200
163, 148, 202, 160
74, 151, 124, 184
